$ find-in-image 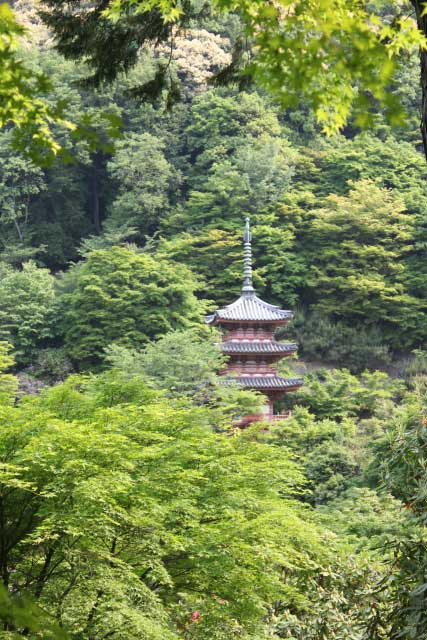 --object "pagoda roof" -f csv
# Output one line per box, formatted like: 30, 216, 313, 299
220, 341, 297, 354
221, 376, 303, 390
206, 293, 292, 324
